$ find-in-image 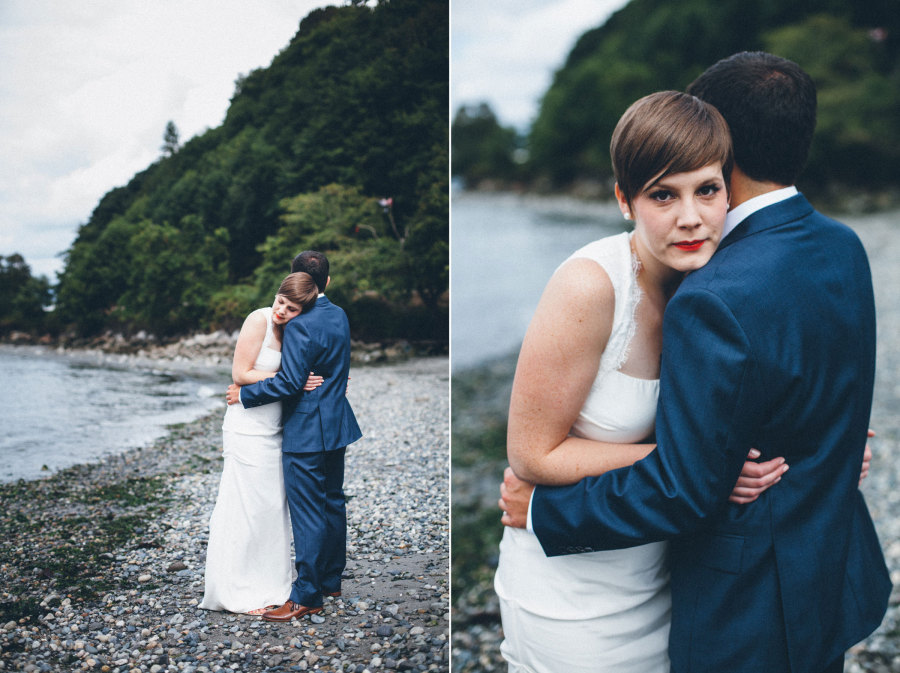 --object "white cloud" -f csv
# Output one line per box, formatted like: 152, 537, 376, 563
0, 0, 332, 280
451, 0, 627, 129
